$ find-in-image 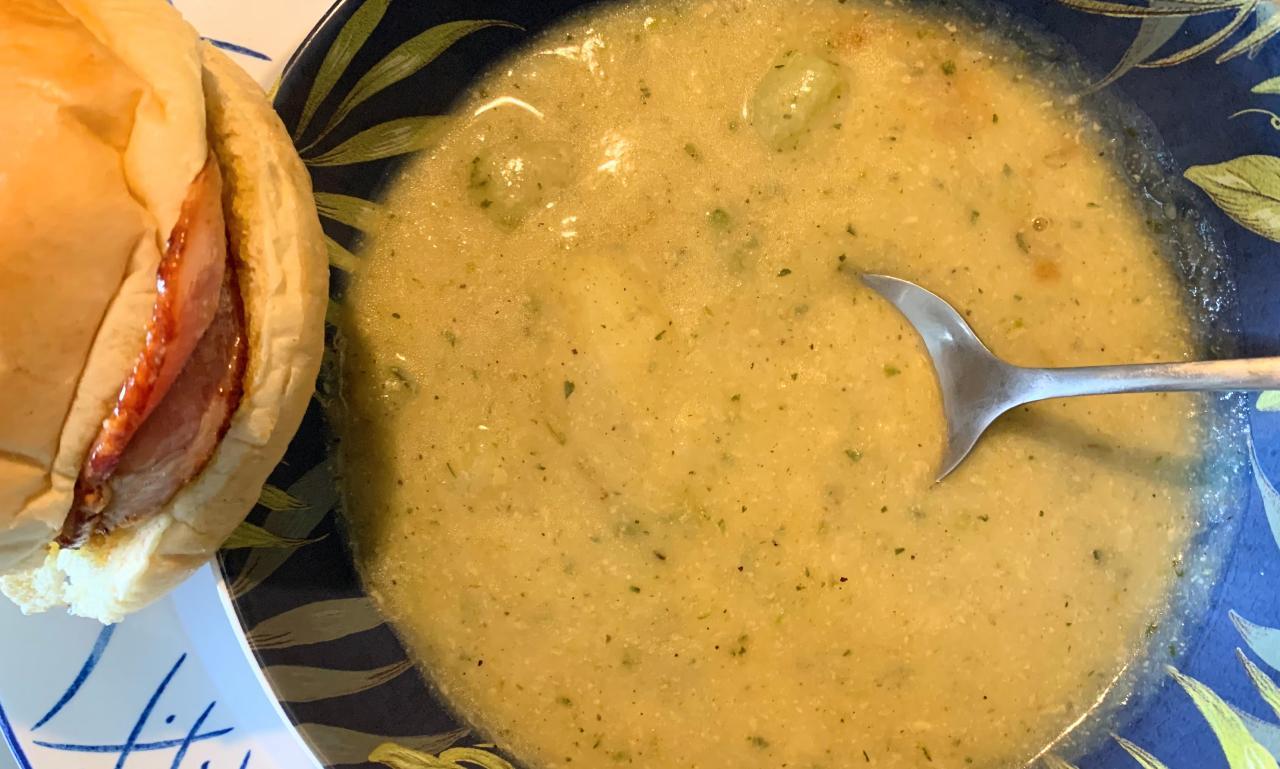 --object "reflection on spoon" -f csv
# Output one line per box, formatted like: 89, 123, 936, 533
861, 273, 1280, 481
